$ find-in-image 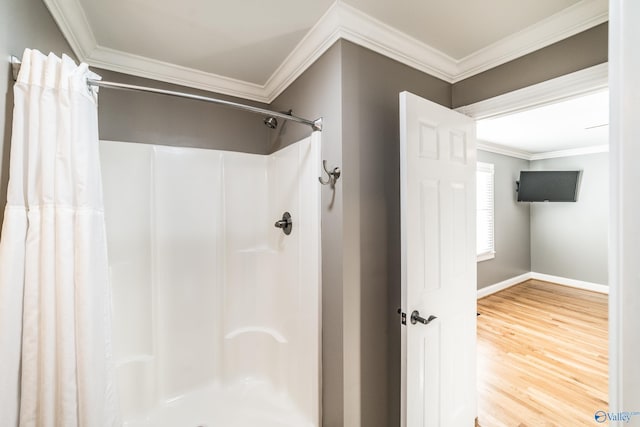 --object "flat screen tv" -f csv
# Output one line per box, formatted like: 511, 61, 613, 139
517, 171, 581, 202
